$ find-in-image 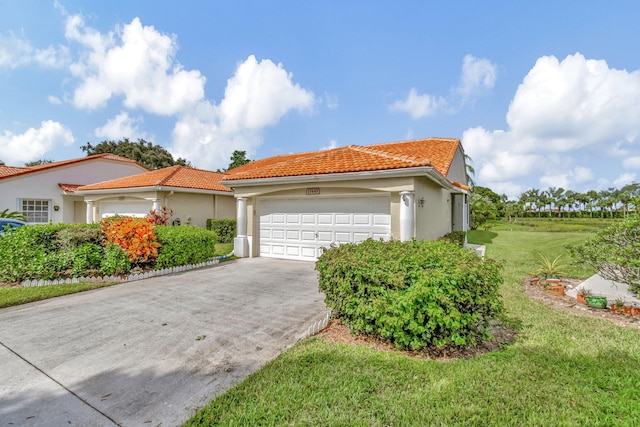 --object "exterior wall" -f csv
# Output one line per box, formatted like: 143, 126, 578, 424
214, 195, 236, 219
0, 160, 146, 224
165, 193, 235, 228
414, 176, 453, 240
446, 147, 468, 184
